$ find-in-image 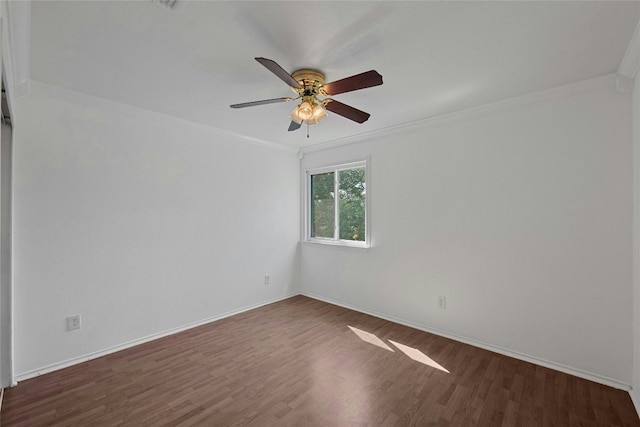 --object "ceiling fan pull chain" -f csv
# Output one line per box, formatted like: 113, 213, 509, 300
307, 121, 310, 138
